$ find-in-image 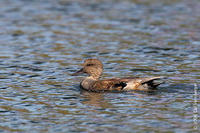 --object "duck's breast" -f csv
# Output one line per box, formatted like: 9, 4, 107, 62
81, 77, 96, 90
